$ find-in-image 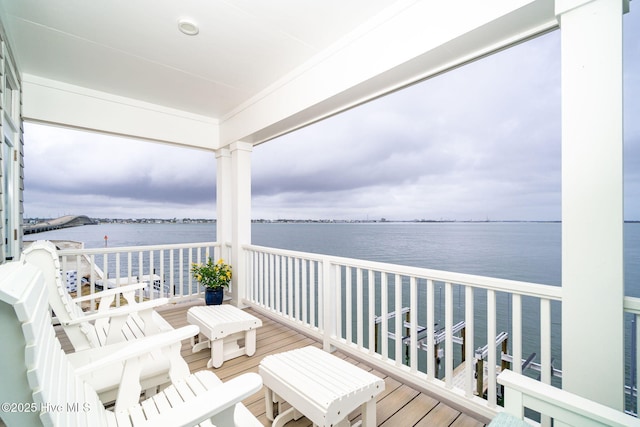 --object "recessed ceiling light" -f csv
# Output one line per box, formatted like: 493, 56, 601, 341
178, 19, 199, 36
